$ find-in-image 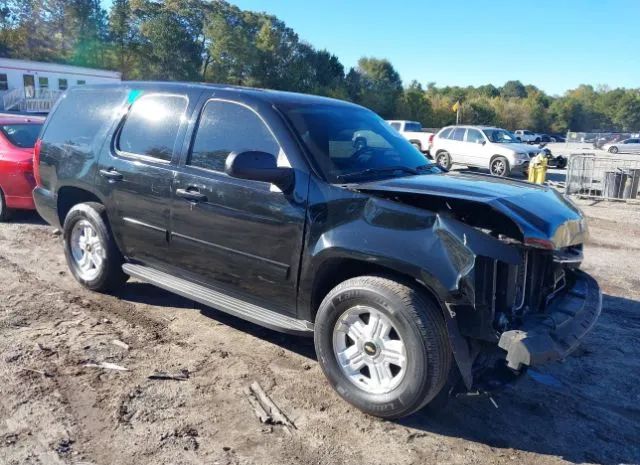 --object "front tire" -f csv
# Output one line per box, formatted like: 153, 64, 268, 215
490, 156, 511, 177
0, 188, 13, 222
63, 202, 128, 292
608, 146, 619, 154
314, 276, 452, 419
